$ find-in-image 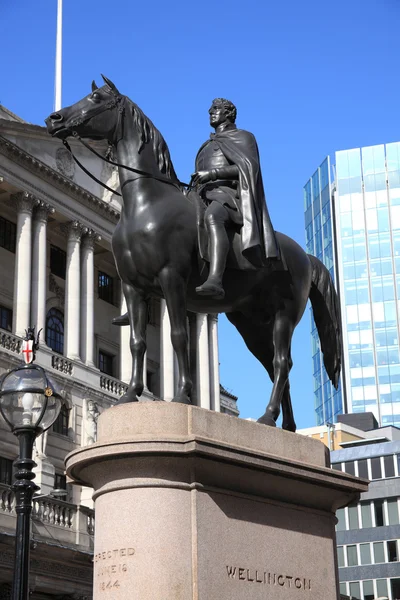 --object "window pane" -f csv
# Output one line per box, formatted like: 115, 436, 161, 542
388, 540, 398, 562
360, 543, 371, 565
99, 350, 115, 377
0, 456, 14, 485
349, 581, 361, 599
375, 500, 384, 526
384, 455, 395, 478
50, 245, 66, 279
358, 459, 369, 479
361, 502, 373, 528
376, 579, 388, 597
98, 271, 114, 304
339, 582, 347, 596
347, 545, 358, 566
336, 508, 346, 531
373, 541, 385, 563
337, 546, 344, 567
348, 505, 359, 529
0, 216, 16, 253
387, 499, 399, 525
363, 579, 374, 600
371, 457, 382, 479
344, 461, 355, 475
